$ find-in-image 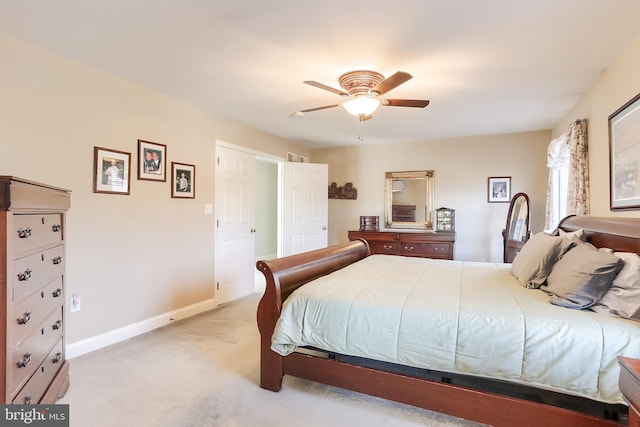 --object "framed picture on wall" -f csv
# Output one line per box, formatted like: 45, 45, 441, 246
488, 176, 511, 203
171, 162, 195, 199
138, 139, 167, 182
609, 92, 640, 210
93, 146, 131, 195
